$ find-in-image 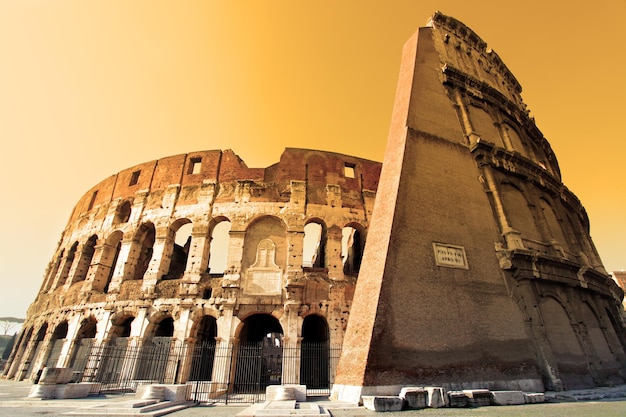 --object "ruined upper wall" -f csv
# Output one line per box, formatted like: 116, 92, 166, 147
403, 11, 561, 181
428, 12, 522, 104
68, 148, 381, 223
